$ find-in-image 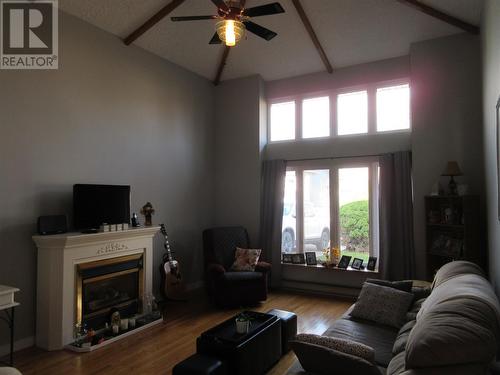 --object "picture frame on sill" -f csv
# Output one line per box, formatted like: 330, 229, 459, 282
282, 254, 293, 264
351, 258, 364, 270
305, 252, 317, 266
337, 255, 351, 269
291, 253, 305, 264
367, 257, 378, 271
